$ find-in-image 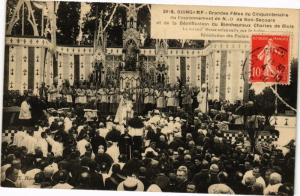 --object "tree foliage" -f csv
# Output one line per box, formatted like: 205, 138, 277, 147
56, 1, 81, 45
82, 3, 126, 46
253, 88, 275, 116
6, 0, 42, 36
277, 58, 298, 113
